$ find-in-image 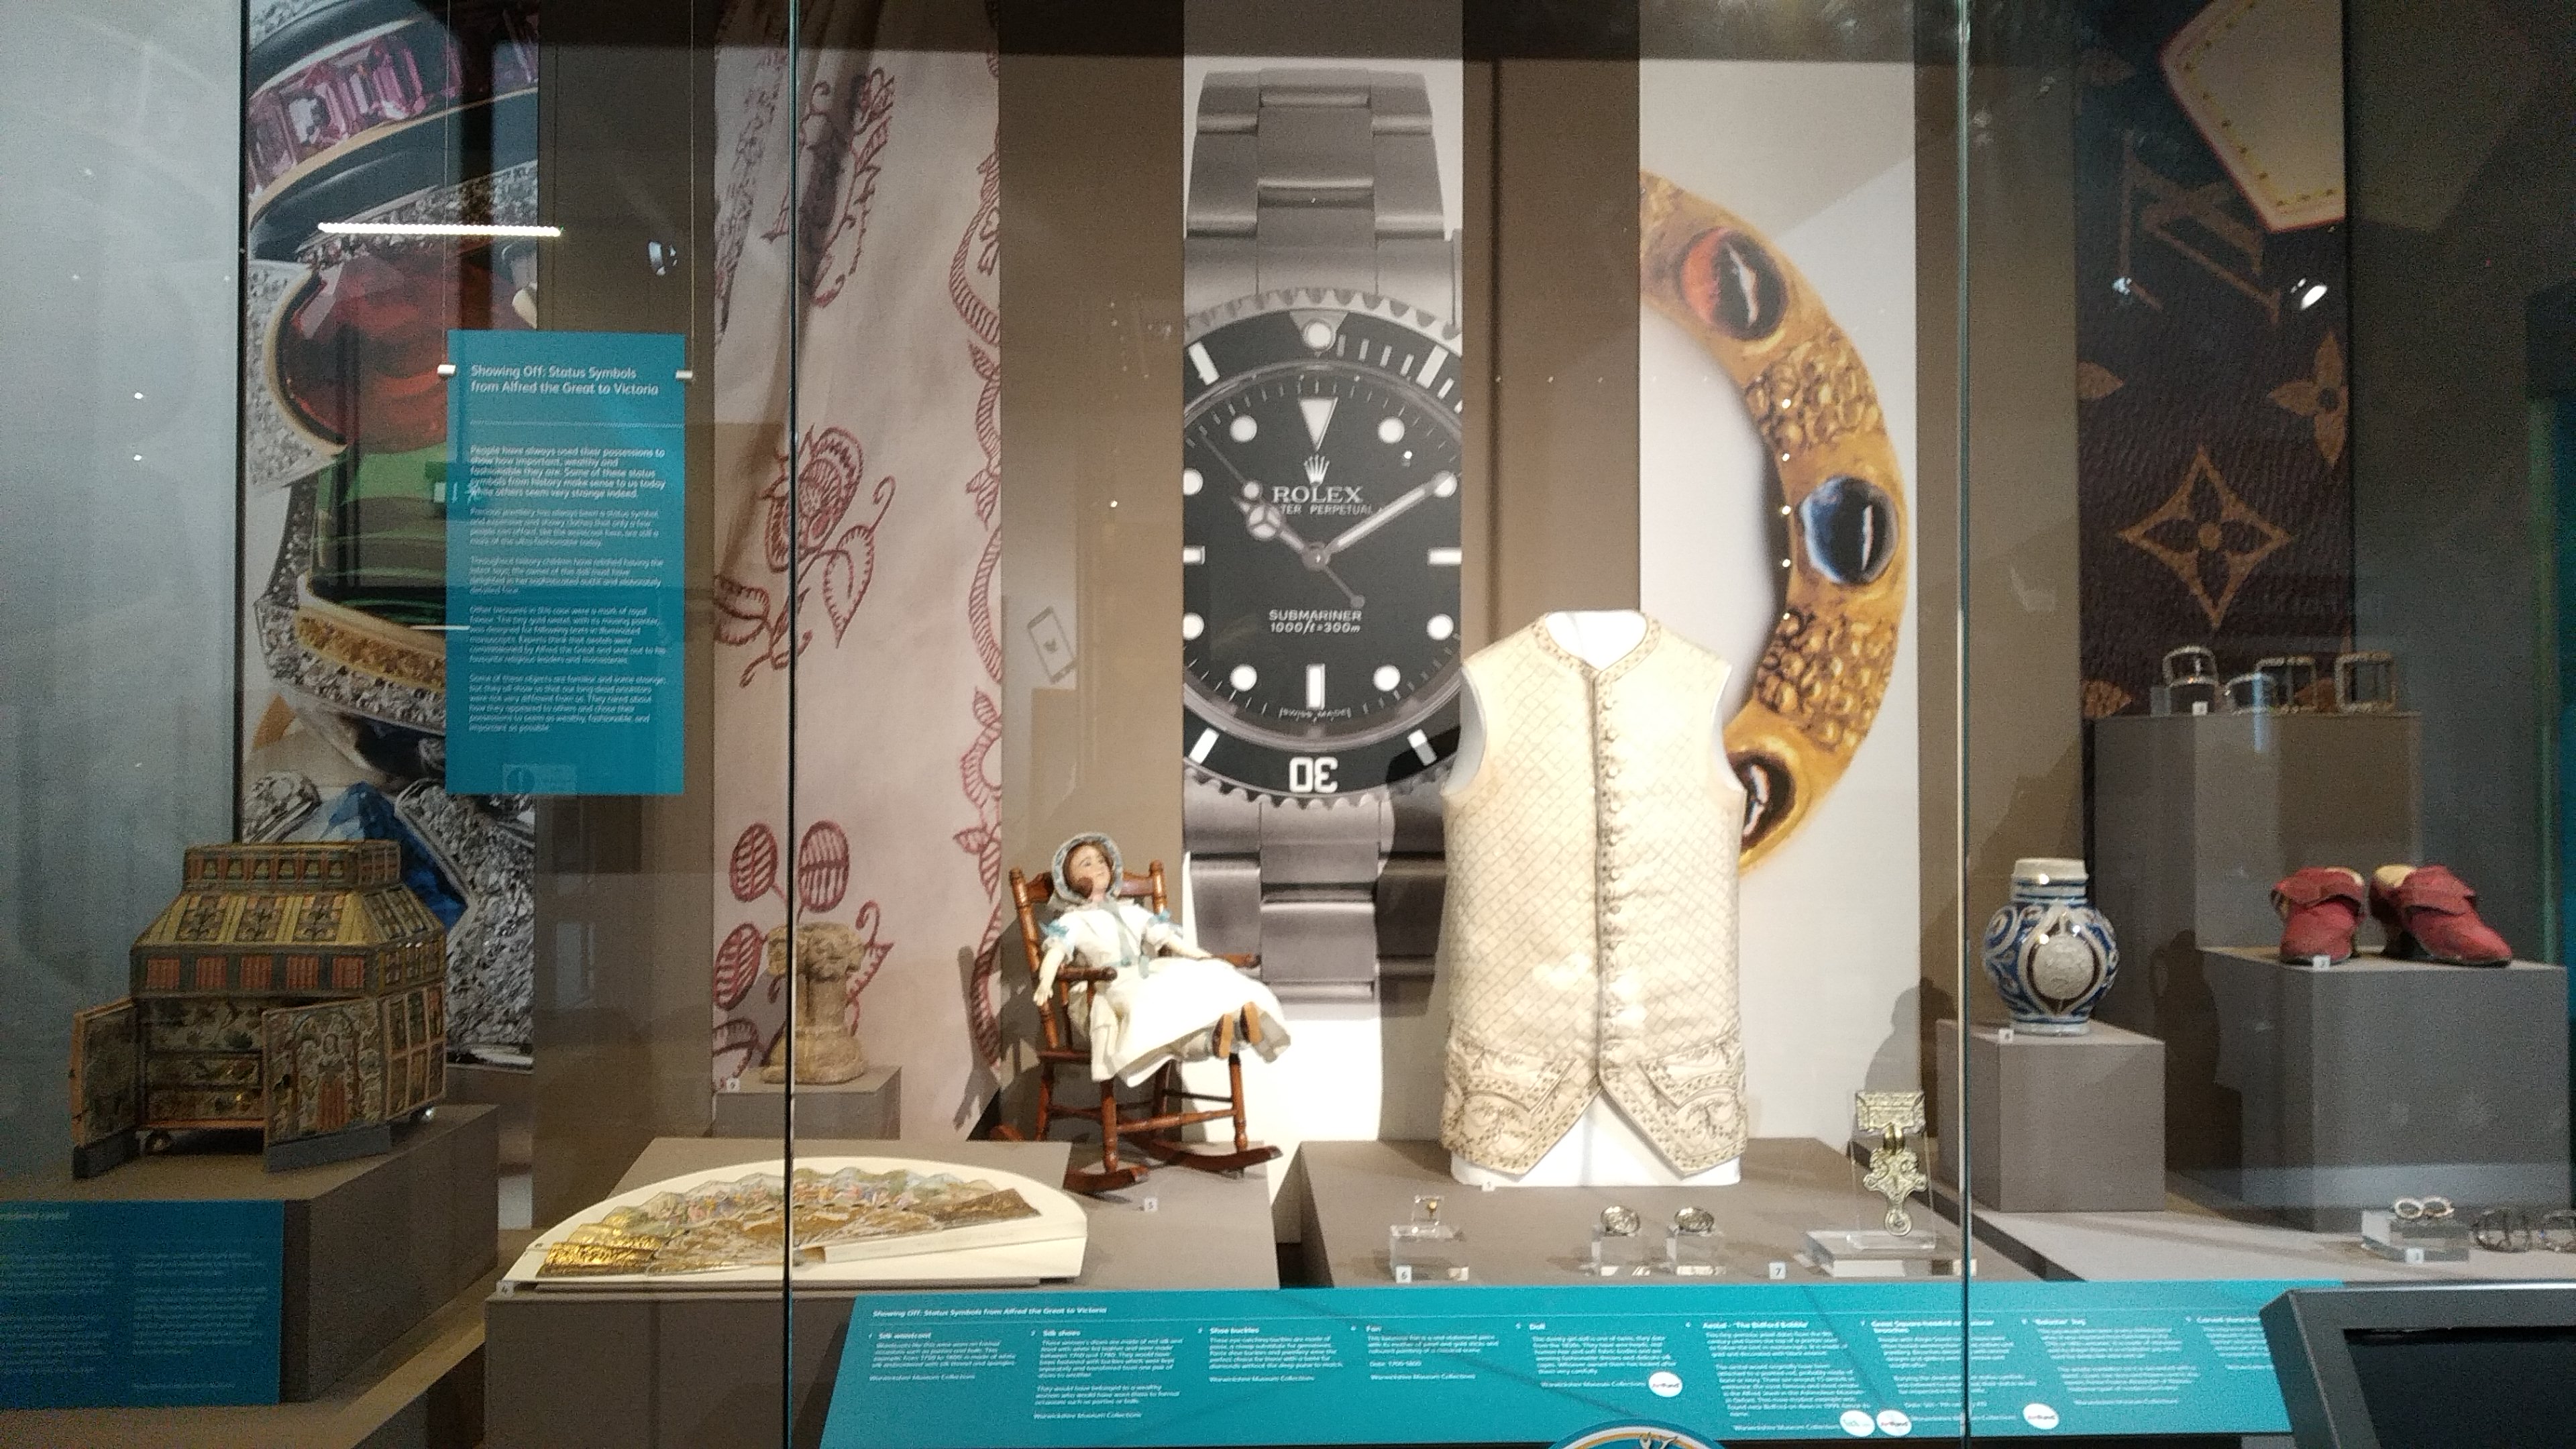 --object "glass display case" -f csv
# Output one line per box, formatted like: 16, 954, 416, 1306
2, 0, 2571, 1446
